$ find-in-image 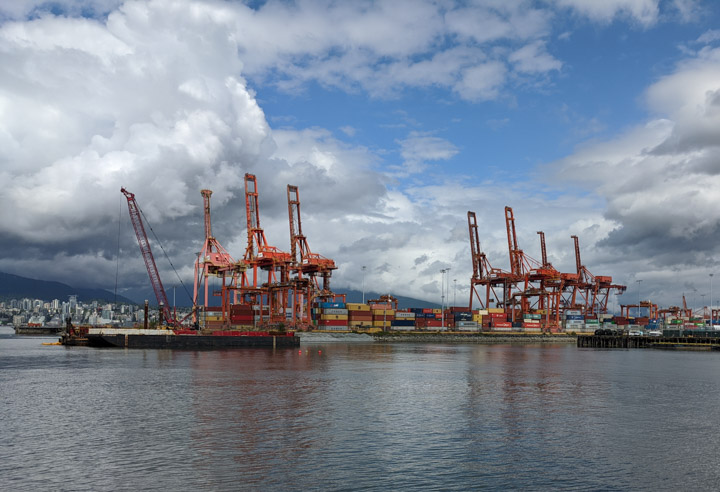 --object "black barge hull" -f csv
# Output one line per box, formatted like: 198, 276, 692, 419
86, 333, 300, 349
